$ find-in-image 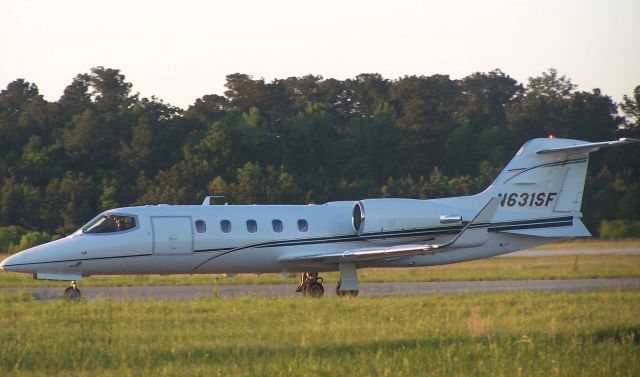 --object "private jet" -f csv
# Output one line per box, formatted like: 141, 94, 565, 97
1, 137, 638, 300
